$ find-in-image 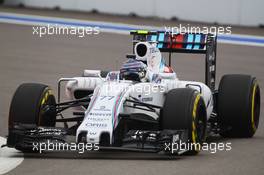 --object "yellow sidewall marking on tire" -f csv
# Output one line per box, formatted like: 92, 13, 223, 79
192, 94, 200, 144
39, 89, 52, 125
192, 94, 200, 118
41, 94, 48, 105
41, 98, 46, 105
251, 83, 257, 132
40, 90, 51, 106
